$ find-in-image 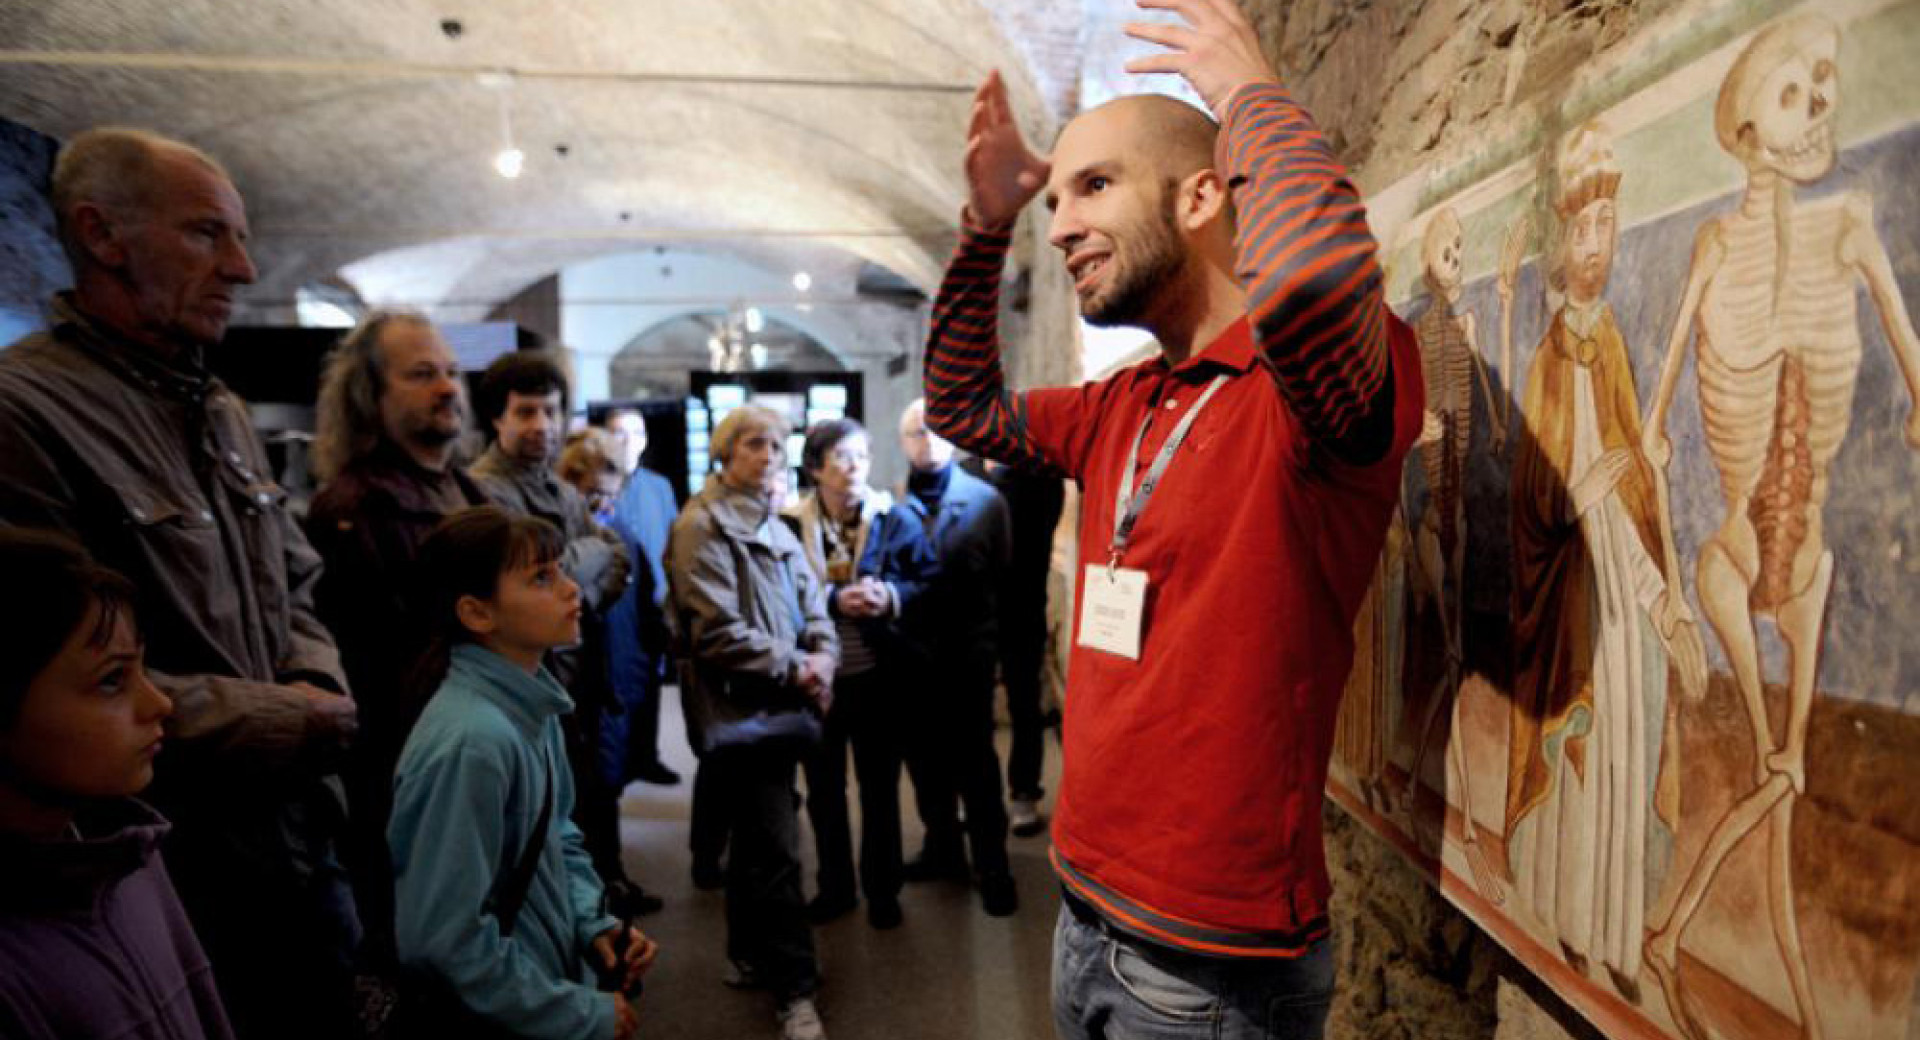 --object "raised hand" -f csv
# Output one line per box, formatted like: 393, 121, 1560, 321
964, 70, 1050, 229
1122, 0, 1278, 119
